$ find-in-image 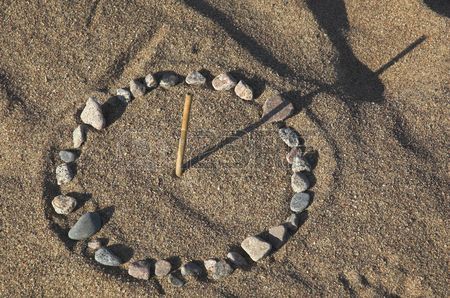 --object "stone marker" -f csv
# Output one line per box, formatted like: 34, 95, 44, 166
116, 88, 132, 103
291, 172, 310, 193
130, 79, 146, 97
212, 73, 237, 91
262, 94, 294, 123
241, 236, 272, 261
51, 195, 77, 214
154, 259, 171, 277
168, 273, 185, 287
268, 225, 288, 249
292, 155, 311, 172
145, 73, 158, 88
285, 213, 301, 231
279, 127, 300, 147
94, 247, 122, 266
128, 260, 151, 280
80, 97, 105, 130
87, 239, 103, 250
160, 73, 178, 89
185, 71, 206, 85
204, 259, 217, 272
56, 163, 74, 185
181, 262, 203, 277
59, 150, 76, 163
290, 192, 310, 213
234, 80, 253, 100
73, 124, 87, 148
212, 260, 233, 280
68, 212, 102, 240
286, 147, 301, 164
227, 252, 248, 267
